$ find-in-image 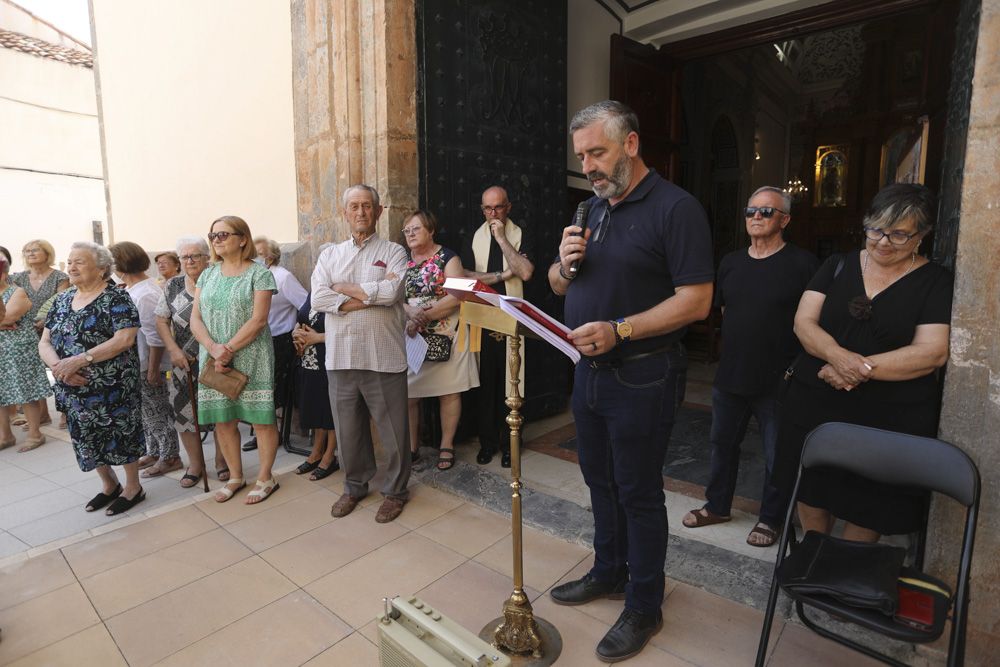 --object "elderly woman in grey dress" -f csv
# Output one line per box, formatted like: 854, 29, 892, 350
156, 236, 227, 487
